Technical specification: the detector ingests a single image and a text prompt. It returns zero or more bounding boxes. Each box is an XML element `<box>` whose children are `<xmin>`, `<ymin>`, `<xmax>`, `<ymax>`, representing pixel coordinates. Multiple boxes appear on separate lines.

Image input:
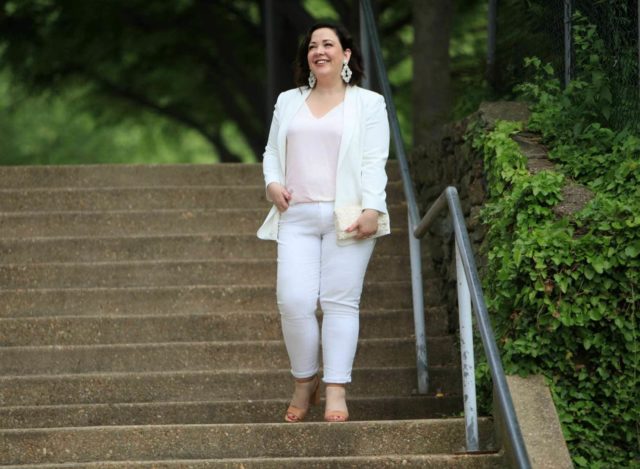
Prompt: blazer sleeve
<box><xmin>262</xmin><ymin>93</ymin><xmax>284</xmax><ymax>192</ymax></box>
<box><xmin>361</xmin><ymin>94</ymin><xmax>390</xmax><ymax>214</ymax></box>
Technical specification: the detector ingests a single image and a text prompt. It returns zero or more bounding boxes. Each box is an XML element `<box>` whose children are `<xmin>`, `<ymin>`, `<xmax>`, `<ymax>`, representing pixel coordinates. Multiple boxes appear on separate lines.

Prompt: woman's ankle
<box><xmin>324</xmin><ymin>382</ymin><xmax>349</xmax><ymax>421</ymax></box>
<box><xmin>325</xmin><ymin>384</ymin><xmax>347</xmax><ymax>401</ymax></box>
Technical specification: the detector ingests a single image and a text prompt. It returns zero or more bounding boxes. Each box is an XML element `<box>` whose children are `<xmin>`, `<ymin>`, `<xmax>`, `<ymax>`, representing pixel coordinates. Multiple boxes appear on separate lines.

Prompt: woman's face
<box><xmin>307</xmin><ymin>27</ymin><xmax>351</xmax><ymax>81</ymax></box>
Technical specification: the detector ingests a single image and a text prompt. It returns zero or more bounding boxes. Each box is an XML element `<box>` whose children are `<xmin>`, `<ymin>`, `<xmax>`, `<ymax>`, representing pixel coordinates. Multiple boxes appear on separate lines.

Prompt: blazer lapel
<box><xmin>277</xmin><ymin>87</ymin><xmax>311</xmax><ymax>174</ymax></box>
<box><xmin>337</xmin><ymin>85</ymin><xmax>358</xmax><ymax>169</ymax></box>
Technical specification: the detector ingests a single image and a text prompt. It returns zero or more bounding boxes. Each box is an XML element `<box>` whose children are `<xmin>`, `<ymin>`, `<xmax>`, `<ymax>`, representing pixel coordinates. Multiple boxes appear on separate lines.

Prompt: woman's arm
<box><xmin>263</xmin><ymin>95</ymin><xmax>283</xmax><ymax>192</ymax></box>
<box><xmin>360</xmin><ymin>94</ymin><xmax>390</xmax><ymax>214</ymax></box>
<box><xmin>347</xmin><ymin>93</ymin><xmax>390</xmax><ymax>239</ymax></box>
<box><xmin>262</xmin><ymin>93</ymin><xmax>292</xmax><ymax>211</ymax></box>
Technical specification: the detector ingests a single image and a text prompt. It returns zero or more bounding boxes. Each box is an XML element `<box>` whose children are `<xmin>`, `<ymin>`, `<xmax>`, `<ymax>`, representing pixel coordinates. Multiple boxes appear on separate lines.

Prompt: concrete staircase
<box><xmin>0</xmin><ymin>164</ymin><xmax>503</xmax><ymax>467</ymax></box>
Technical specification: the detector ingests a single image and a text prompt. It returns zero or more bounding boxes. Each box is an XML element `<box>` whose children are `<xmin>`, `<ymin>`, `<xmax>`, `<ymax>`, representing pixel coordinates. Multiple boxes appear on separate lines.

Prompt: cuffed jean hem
<box><xmin>322</xmin><ymin>376</ymin><xmax>352</xmax><ymax>384</ymax></box>
<box><xmin>291</xmin><ymin>368</ymin><xmax>320</xmax><ymax>380</ymax></box>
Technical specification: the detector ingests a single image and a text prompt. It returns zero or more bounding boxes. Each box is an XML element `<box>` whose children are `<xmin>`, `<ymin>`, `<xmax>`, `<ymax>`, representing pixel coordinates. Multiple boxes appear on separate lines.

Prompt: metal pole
<box><xmin>564</xmin><ymin>0</ymin><xmax>572</xmax><ymax>88</ymax></box>
<box><xmin>361</xmin><ymin>0</ymin><xmax>420</xmax><ymax>227</ymax></box>
<box><xmin>456</xmin><ymin>241</ymin><xmax>479</xmax><ymax>452</ymax></box>
<box><xmin>409</xmin><ymin>212</ymin><xmax>429</xmax><ymax>394</ymax></box>
<box><xmin>486</xmin><ymin>0</ymin><xmax>498</xmax><ymax>89</ymax></box>
<box><xmin>360</xmin><ymin>0</ymin><xmax>428</xmax><ymax>393</ymax></box>
<box><xmin>264</xmin><ymin>0</ymin><xmax>276</xmax><ymax>124</ymax></box>
<box><xmin>359</xmin><ymin>0</ymin><xmax>371</xmax><ymax>90</ymax></box>
<box><xmin>637</xmin><ymin>0</ymin><xmax>640</xmax><ymax>96</ymax></box>
<box><xmin>446</xmin><ymin>188</ymin><xmax>531</xmax><ymax>468</ymax></box>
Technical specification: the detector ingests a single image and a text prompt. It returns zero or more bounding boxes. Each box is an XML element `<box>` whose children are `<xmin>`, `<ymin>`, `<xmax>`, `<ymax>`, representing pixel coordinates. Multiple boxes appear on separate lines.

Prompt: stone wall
<box><xmin>410</xmin><ymin>102</ymin><xmax>531</xmax><ymax>329</ymax></box>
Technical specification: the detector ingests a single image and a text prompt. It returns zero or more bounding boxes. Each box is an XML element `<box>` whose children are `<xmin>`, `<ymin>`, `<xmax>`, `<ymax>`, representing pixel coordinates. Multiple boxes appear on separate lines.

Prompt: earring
<box><xmin>341</xmin><ymin>60</ymin><xmax>352</xmax><ymax>83</ymax></box>
<box><xmin>308</xmin><ymin>71</ymin><xmax>317</xmax><ymax>88</ymax></box>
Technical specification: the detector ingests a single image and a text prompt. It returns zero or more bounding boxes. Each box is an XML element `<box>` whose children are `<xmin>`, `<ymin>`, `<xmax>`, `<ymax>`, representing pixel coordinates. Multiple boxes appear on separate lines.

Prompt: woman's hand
<box><xmin>345</xmin><ymin>209</ymin><xmax>379</xmax><ymax>239</ymax></box>
<box><xmin>266</xmin><ymin>182</ymin><xmax>292</xmax><ymax>212</ymax></box>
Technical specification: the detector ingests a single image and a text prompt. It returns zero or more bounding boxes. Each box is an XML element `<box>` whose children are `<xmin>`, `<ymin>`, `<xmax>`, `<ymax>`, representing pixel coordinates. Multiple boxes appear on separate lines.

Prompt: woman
<box><xmin>257</xmin><ymin>22</ymin><xmax>390</xmax><ymax>423</ymax></box>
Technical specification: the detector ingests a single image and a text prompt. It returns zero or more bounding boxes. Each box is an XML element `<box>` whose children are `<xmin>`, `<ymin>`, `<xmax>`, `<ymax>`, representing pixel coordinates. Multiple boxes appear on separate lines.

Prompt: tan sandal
<box><xmin>284</xmin><ymin>375</ymin><xmax>320</xmax><ymax>422</ymax></box>
<box><xmin>324</xmin><ymin>383</ymin><xmax>349</xmax><ymax>422</ymax></box>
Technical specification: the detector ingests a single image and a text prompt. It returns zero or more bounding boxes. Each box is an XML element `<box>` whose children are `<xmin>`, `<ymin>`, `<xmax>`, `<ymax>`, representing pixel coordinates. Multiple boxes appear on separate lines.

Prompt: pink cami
<box><xmin>285</xmin><ymin>100</ymin><xmax>344</xmax><ymax>204</ymax></box>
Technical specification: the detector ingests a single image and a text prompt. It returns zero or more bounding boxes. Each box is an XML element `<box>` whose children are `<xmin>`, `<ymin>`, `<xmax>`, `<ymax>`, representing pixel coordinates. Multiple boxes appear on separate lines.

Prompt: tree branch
<box><xmin>85</xmin><ymin>70</ymin><xmax>243</xmax><ymax>163</ymax></box>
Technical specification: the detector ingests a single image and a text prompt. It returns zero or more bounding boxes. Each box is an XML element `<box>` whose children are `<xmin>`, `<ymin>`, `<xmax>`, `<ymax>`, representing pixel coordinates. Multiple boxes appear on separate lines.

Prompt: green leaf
<box><xmin>589</xmin><ymin>257</ymin><xmax>605</xmax><ymax>274</ymax></box>
<box><xmin>624</xmin><ymin>241</ymin><xmax>640</xmax><ymax>258</ymax></box>
<box><xmin>573</xmin><ymin>456</ymin><xmax>588</xmax><ymax>467</ymax></box>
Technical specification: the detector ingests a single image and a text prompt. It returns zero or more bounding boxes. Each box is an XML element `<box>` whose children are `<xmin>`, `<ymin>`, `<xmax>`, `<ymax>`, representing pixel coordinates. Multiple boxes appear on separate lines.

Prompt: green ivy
<box><xmin>468</xmin><ymin>12</ymin><xmax>639</xmax><ymax>468</ymax></box>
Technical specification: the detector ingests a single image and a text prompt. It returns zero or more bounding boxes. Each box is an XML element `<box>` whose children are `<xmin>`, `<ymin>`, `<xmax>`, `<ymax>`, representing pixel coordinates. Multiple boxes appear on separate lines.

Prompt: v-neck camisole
<box><xmin>285</xmin><ymin>101</ymin><xmax>344</xmax><ymax>205</ymax></box>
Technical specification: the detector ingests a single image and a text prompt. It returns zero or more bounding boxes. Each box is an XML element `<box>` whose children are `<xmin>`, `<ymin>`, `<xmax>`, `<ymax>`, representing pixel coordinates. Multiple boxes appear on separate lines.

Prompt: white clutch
<box><xmin>334</xmin><ymin>205</ymin><xmax>391</xmax><ymax>240</ymax></box>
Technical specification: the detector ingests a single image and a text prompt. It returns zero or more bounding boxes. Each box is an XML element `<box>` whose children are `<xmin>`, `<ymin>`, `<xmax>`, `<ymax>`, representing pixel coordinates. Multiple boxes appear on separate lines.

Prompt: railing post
<box><xmin>486</xmin><ymin>0</ymin><xmax>498</xmax><ymax>89</ymax></box>
<box><xmin>359</xmin><ymin>0</ymin><xmax>371</xmax><ymax>90</ymax></box>
<box><xmin>447</xmin><ymin>187</ymin><xmax>530</xmax><ymax>467</ymax></box>
<box><xmin>360</xmin><ymin>0</ymin><xmax>428</xmax><ymax>394</ymax></box>
<box><xmin>409</xmin><ymin>214</ymin><xmax>429</xmax><ymax>394</ymax></box>
<box><xmin>455</xmin><ymin>240</ymin><xmax>479</xmax><ymax>452</ymax></box>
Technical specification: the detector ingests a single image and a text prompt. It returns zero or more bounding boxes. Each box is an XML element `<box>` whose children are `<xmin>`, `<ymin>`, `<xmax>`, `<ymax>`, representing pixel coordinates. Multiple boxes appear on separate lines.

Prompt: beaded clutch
<box><xmin>334</xmin><ymin>205</ymin><xmax>391</xmax><ymax>240</ymax></box>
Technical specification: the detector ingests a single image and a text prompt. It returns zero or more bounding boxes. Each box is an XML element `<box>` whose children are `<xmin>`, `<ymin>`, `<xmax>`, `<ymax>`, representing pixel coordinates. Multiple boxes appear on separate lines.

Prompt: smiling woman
<box><xmin>257</xmin><ymin>21</ymin><xmax>390</xmax><ymax>425</ymax></box>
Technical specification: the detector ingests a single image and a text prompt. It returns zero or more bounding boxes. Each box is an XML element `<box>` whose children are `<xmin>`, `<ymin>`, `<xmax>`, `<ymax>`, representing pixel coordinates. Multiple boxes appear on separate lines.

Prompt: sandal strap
<box><xmin>285</xmin><ymin>404</ymin><xmax>306</xmax><ymax>422</ymax></box>
<box><xmin>324</xmin><ymin>410</ymin><xmax>349</xmax><ymax>422</ymax></box>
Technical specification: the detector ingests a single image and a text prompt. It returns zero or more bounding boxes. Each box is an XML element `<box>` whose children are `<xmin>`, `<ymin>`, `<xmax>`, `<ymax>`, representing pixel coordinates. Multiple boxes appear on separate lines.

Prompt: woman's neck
<box><xmin>313</xmin><ymin>79</ymin><xmax>347</xmax><ymax>96</ymax></box>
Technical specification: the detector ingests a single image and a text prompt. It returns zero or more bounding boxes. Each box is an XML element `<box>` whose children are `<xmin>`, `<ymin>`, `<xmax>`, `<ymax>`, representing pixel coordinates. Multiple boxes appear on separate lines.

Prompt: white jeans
<box><xmin>276</xmin><ymin>202</ymin><xmax>375</xmax><ymax>384</ymax></box>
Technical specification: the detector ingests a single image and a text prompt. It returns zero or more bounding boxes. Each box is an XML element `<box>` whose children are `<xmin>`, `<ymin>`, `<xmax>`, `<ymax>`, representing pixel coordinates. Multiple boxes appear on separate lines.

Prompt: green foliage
<box><xmin>0</xmin><ymin>0</ymin><xmax>265</xmax><ymax>162</ymax></box>
<box><xmin>0</xmin><ymin>71</ymin><xmax>223</xmax><ymax>165</ymax></box>
<box><xmin>0</xmin><ymin>0</ymin><xmax>422</xmax><ymax>164</ymax></box>
<box><xmin>469</xmin><ymin>13</ymin><xmax>639</xmax><ymax>467</ymax></box>
<box><xmin>450</xmin><ymin>0</ymin><xmax>493</xmax><ymax>120</ymax></box>
<box><xmin>473</xmin><ymin>123</ymin><xmax>639</xmax><ymax>468</ymax></box>
<box><xmin>515</xmin><ymin>10</ymin><xmax>640</xmax><ymax>203</ymax></box>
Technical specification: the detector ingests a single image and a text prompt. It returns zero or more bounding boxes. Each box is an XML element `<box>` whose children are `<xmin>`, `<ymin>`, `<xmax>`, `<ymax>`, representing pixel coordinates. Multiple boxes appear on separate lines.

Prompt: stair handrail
<box><xmin>360</xmin><ymin>2</ymin><xmax>530</xmax><ymax>465</ymax></box>
<box><xmin>414</xmin><ymin>187</ymin><xmax>531</xmax><ymax>467</ymax></box>
<box><xmin>360</xmin><ymin>0</ymin><xmax>429</xmax><ymax>396</ymax></box>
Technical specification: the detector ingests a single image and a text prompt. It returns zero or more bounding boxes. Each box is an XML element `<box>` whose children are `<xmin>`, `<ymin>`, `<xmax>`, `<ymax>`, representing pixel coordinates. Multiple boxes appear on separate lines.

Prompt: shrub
<box><xmin>470</xmin><ymin>12</ymin><xmax>639</xmax><ymax>467</ymax></box>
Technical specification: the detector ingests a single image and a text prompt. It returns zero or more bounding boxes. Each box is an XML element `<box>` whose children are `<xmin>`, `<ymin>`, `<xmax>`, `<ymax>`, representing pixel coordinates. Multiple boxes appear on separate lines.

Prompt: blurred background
<box><xmin>0</xmin><ymin>0</ymin><xmax>637</xmax><ymax>165</ymax></box>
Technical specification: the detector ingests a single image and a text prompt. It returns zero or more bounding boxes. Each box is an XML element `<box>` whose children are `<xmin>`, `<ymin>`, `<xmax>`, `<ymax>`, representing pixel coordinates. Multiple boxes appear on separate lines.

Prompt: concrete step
<box><xmin>0</xmin><ymin>162</ymin><xmax>485</xmax><ymax>468</ymax></box>
<box><xmin>0</xmin><ymin>232</ymin><xmax>412</xmax><ymax>263</ymax></box>
<box><xmin>0</xmin><ymin>395</ymin><xmax>463</xmax><ymax>428</ymax></box>
<box><xmin>0</xmin><ymin>308</ymin><xmax>449</xmax><ymax>346</ymax></box>
<box><xmin>0</xmin><ymin>162</ymin><xmax>402</xmax><ymax>188</ymax></box>
<box><xmin>0</xmin><ymin>367</ymin><xmax>461</xmax><ymax>406</ymax></box>
<box><xmin>0</xmin><ymin>257</ymin><xmax>411</xmax><ymax>289</ymax></box>
<box><xmin>0</xmin><ymin>337</ymin><xmax>457</xmax><ymax>375</ymax></box>
<box><xmin>0</xmin><ymin>164</ymin><xmax>260</xmax><ymax>188</ymax></box>
<box><xmin>0</xmin><ymin>418</ymin><xmax>497</xmax><ymax>465</ymax></box>
<box><xmin>0</xmin><ymin>182</ymin><xmax>404</xmax><ymax>212</ymax></box>
<box><xmin>0</xmin><ymin>281</ymin><xmax>445</xmax><ymax>318</ymax></box>
<box><xmin>0</xmin><ymin>205</ymin><xmax>409</xmax><ymax>238</ymax></box>
<box><xmin>0</xmin><ymin>454</ymin><xmax>505</xmax><ymax>468</ymax></box>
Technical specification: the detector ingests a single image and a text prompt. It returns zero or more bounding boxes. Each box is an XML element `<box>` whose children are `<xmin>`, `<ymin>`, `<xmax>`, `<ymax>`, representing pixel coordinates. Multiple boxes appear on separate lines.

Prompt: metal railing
<box><xmin>360</xmin><ymin>0</ymin><xmax>429</xmax><ymax>396</ymax></box>
<box><xmin>415</xmin><ymin>187</ymin><xmax>530</xmax><ymax>466</ymax></box>
<box><xmin>360</xmin><ymin>1</ymin><xmax>531</xmax><ymax>466</ymax></box>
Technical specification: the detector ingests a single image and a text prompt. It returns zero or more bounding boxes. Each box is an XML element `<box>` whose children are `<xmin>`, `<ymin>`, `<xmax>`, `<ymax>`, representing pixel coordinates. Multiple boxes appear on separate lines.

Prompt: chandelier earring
<box><xmin>308</xmin><ymin>71</ymin><xmax>317</xmax><ymax>88</ymax></box>
<box><xmin>341</xmin><ymin>59</ymin><xmax>352</xmax><ymax>83</ymax></box>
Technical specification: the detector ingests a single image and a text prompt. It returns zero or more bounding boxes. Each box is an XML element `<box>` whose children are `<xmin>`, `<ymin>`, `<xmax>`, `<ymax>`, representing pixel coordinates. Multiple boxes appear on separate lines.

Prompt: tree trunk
<box><xmin>263</xmin><ymin>0</ymin><xmax>315</xmax><ymax>151</ymax></box>
<box><xmin>412</xmin><ymin>0</ymin><xmax>454</xmax><ymax>149</ymax></box>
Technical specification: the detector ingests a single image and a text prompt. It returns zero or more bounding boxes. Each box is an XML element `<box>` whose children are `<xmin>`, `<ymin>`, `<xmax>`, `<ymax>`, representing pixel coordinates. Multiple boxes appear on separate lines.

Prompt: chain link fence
<box><xmin>487</xmin><ymin>0</ymin><xmax>640</xmax><ymax>132</ymax></box>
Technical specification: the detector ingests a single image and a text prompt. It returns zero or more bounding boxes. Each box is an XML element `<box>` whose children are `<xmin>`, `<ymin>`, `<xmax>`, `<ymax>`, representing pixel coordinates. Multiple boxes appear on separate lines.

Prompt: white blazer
<box><xmin>257</xmin><ymin>85</ymin><xmax>390</xmax><ymax>245</ymax></box>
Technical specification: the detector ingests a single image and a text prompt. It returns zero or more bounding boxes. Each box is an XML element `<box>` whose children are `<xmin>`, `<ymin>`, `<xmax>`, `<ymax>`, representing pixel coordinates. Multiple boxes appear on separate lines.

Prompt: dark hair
<box><xmin>293</xmin><ymin>22</ymin><xmax>365</xmax><ymax>88</ymax></box>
